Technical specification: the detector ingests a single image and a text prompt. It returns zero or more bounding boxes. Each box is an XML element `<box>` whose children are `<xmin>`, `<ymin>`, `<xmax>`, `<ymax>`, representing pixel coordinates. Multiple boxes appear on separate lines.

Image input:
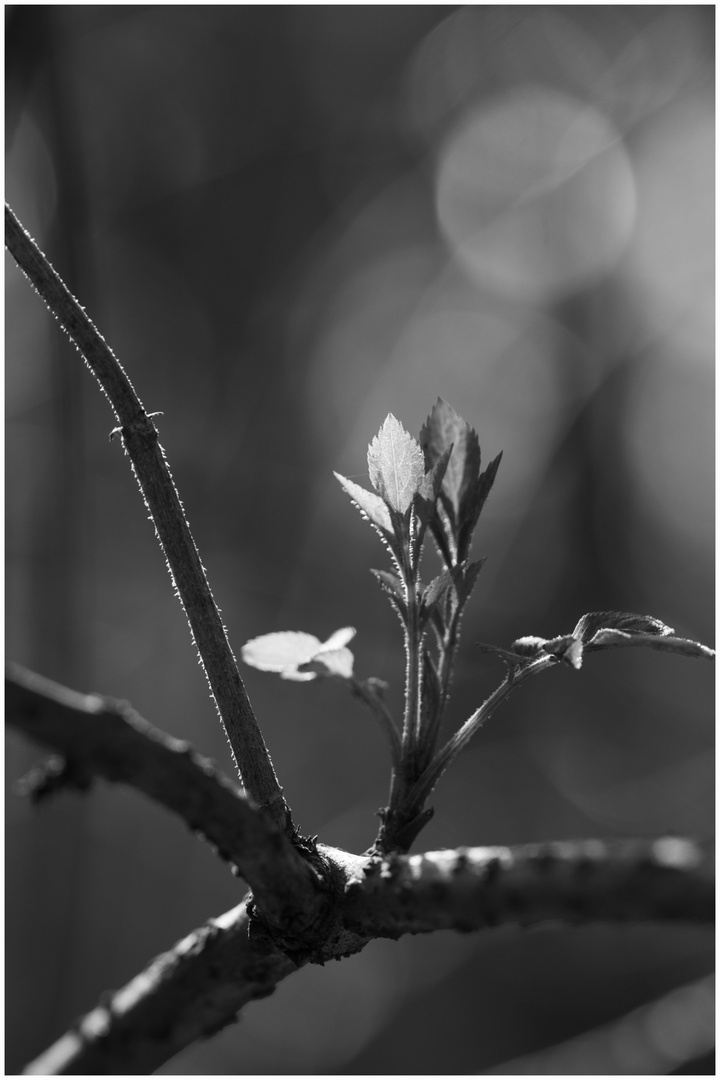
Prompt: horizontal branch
<box><xmin>485</xmin><ymin>972</ymin><xmax>715</xmax><ymax>1074</ymax></box>
<box><xmin>342</xmin><ymin>838</ymin><xmax>714</xmax><ymax>936</ymax></box>
<box><xmin>6</xmin><ymin>663</ymin><xmax>324</xmax><ymax>929</ymax></box>
<box><xmin>5</xmin><ymin>202</ymin><xmax>289</xmax><ymax>830</ymax></box>
<box><xmin>16</xmin><ymin>835</ymin><xmax>712</xmax><ymax>1074</ymax></box>
<box><xmin>23</xmin><ymin>900</ymin><xmax>297</xmax><ymax>1076</ymax></box>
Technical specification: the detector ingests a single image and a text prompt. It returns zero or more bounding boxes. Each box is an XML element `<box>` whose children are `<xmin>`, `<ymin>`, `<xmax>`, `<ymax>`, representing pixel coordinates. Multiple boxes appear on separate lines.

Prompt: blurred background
<box><xmin>5</xmin><ymin>5</ymin><xmax>714</xmax><ymax>1074</ymax></box>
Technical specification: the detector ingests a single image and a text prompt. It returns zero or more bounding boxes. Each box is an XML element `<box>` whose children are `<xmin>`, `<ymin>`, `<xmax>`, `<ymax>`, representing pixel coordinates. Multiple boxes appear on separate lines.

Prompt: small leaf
<box><xmin>419</xmin><ymin>398</ymin><xmax>480</xmax><ymax>517</ymax></box>
<box><xmin>298</xmin><ymin>647</ymin><xmax>354</xmax><ymax>680</ymax></box>
<box><xmin>241</xmin><ymin>627</ymin><xmax>357</xmax><ymax>682</ymax></box>
<box><xmin>334</xmin><ymin>473</ymin><xmax>393</xmax><ymax>532</ymax></box>
<box><xmin>241</xmin><ymin>631</ymin><xmax>324</xmax><ymax>673</ymax></box>
<box><xmin>511</xmin><ymin>635</ymin><xmax>549</xmax><ymax>658</ymax></box>
<box><xmin>573</xmin><ymin>611</ymin><xmax>674</xmax><ymax>643</ymax></box>
<box><xmin>367</xmin><ymin>414</ymin><xmax>425</xmax><ymax>514</ymax></box>
<box><xmin>422</xmin><ymin>568</ymin><xmax>455</xmax><ymax>612</ymax></box>
<box><xmin>456</xmin><ymin>558</ymin><xmax>486</xmax><ymax>606</ymax></box>
<box><xmin>371</xmin><ymin>569</ymin><xmax>408</xmax><ymax>621</ymax></box>
<box><xmin>316</xmin><ymin>626</ymin><xmax>357</xmax><ymax>652</ymax></box>
<box><xmin>543</xmin><ymin>634</ymin><xmax>584</xmax><ymax>669</ymax></box>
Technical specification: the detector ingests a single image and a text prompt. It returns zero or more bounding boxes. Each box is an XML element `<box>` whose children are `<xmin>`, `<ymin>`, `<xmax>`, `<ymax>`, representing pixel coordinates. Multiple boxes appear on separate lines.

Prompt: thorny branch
<box><xmin>5</xmin><ymin>203</ymin><xmax>289</xmax><ymax>832</ymax></box>
<box><xmin>6</xmin><ymin>201</ymin><xmax>714</xmax><ymax>1075</ymax></box>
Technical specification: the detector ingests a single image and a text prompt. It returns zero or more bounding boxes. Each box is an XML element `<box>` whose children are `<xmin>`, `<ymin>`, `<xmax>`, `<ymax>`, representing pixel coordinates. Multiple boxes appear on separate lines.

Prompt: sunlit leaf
<box><xmin>367</xmin><ymin>413</ymin><xmax>425</xmax><ymax>514</ymax></box>
<box><xmin>334</xmin><ymin>472</ymin><xmax>393</xmax><ymax>532</ymax></box>
<box><xmin>315</xmin><ymin>626</ymin><xmax>357</xmax><ymax>652</ymax></box>
<box><xmin>241</xmin><ymin>627</ymin><xmax>357</xmax><ymax>682</ymax></box>
<box><xmin>241</xmin><ymin>631</ymin><xmax>324</xmax><ymax>673</ymax></box>
<box><xmin>298</xmin><ymin>646</ymin><xmax>354</xmax><ymax>680</ymax></box>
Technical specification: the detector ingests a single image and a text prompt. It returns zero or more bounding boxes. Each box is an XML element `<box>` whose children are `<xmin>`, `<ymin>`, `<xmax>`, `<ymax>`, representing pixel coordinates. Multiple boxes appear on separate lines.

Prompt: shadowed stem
<box><xmin>5</xmin><ymin>203</ymin><xmax>290</xmax><ymax>832</ymax></box>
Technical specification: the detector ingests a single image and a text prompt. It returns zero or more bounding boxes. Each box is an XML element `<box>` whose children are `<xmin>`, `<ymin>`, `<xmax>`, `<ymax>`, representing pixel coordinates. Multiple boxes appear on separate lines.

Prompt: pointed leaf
<box><xmin>417</xmin><ymin>447</ymin><xmax>453</xmax><ymax>508</ymax></box>
<box><xmin>241</xmin><ymin>631</ymin><xmax>323</xmax><ymax>673</ymax></box>
<box><xmin>457</xmin><ymin>557</ymin><xmax>486</xmax><ymax>606</ymax></box>
<box><xmin>585</xmin><ymin>630</ymin><xmax>715</xmax><ymax>660</ymax></box>
<box><xmin>414</xmin><ymin>448</ymin><xmax>453</xmax><ymax>559</ymax></box>
<box><xmin>457</xmin><ymin>451</ymin><xmax>503</xmax><ymax>557</ymax></box>
<box><xmin>419</xmin><ymin>398</ymin><xmax>480</xmax><ymax>517</ymax></box>
<box><xmin>422</xmin><ymin>568</ymin><xmax>455</xmax><ymax>612</ymax></box>
<box><xmin>334</xmin><ymin>472</ymin><xmax>393</xmax><ymax>532</ymax></box>
<box><xmin>573</xmin><ymin>611</ymin><xmax>674</xmax><ymax>643</ymax></box>
<box><xmin>367</xmin><ymin>414</ymin><xmax>425</xmax><ymax>513</ymax></box>
<box><xmin>476</xmin><ymin>641</ymin><xmax>529</xmax><ymax>668</ymax></box>
<box><xmin>370</xmin><ymin>568</ymin><xmax>408</xmax><ymax>621</ymax></box>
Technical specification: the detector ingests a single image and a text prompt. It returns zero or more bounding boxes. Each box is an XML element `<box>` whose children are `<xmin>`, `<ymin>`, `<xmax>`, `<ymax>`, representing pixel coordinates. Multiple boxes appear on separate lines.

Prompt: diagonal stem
<box><xmin>5</xmin><ymin>203</ymin><xmax>290</xmax><ymax>832</ymax></box>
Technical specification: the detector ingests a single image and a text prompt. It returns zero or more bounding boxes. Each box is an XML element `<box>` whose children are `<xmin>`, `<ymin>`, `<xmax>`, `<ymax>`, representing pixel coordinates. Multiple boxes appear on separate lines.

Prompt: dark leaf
<box><xmin>457</xmin><ymin>557</ymin><xmax>486</xmax><ymax>606</ymax></box>
<box><xmin>476</xmin><ymin>641</ymin><xmax>528</xmax><ymax>668</ymax></box>
<box><xmin>457</xmin><ymin>451</ymin><xmax>503</xmax><ymax>557</ymax></box>
<box><xmin>419</xmin><ymin>398</ymin><xmax>480</xmax><ymax>518</ymax></box>
<box><xmin>542</xmin><ymin>634</ymin><xmax>585</xmax><ymax>669</ymax></box>
<box><xmin>367</xmin><ymin>414</ymin><xmax>425</xmax><ymax>514</ymax></box>
<box><xmin>416</xmin><ymin>447</ymin><xmax>453</xmax><ymax>514</ymax></box>
<box><xmin>511</xmin><ymin>635</ymin><xmax>550</xmax><ymax>658</ymax></box>
<box><xmin>573</xmin><ymin>611</ymin><xmax>674</xmax><ymax>643</ymax></box>
<box><xmin>422</xmin><ymin>568</ymin><xmax>455</xmax><ymax>613</ymax></box>
<box><xmin>414</xmin><ymin>448</ymin><xmax>453</xmax><ymax>556</ymax></box>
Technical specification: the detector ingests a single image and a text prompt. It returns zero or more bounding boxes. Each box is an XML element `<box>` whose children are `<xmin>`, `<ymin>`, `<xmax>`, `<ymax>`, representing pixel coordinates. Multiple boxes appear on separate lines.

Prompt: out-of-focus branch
<box><xmin>22</xmin><ymin>900</ymin><xmax>297</xmax><ymax>1076</ymax></box>
<box><xmin>5</xmin><ymin>202</ymin><xmax>290</xmax><ymax>832</ymax></box>
<box><xmin>5</xmin><ymin>663</ymin><xmax>324</xmax><ymax>928</ymax></box>
<box><xmin>484</xmin><ymin>972</ymin><xmax>715</xmax><ymax>1074</ymax></box>
<box><xmin>342</xmin><ymin>838</ymin><xmax>714</xmax><ymax>936</ymax></box>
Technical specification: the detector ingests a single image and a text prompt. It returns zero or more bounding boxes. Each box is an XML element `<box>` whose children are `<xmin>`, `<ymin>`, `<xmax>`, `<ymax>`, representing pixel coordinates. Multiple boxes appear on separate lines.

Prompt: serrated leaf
<box><xmin>298</xmin><ymin>647</ymin><xmax>354</xmax><ymax>680</ymax></box>
<box><xmin>419</xmin><ymin>398</ymin><xmax>480</xmax><ymax>517</ymax></box>
<box><xmin>334</xmin><ymin>472</ymin><xmax>393</xmax><ymax>532</ymax></box>
<box><xmin>457</xmin><ymin>557</ymin><xmax>486</xmax><ymax>605</ymax></box>
<box><xmin>414</xmin><ymin>448</ymin><xmax>453</xmax><ymax>559</ymax></box>
<box><xmin>417</xmin><ymin>447</ymin><xmax>452</xmax><ymax>508</ymax></box>
<box><xmin>573</xmin><ymin>611</ymin><xmax>674</xmax><ymax>643</ymax></box>
<box><xmin>371</xmin><ymin>568</ymin><xmax>408</xmax><ymax>621</ymax></box>
<box><xmin>241</xmin><ymin>631</ymin><xmax>324</xmax><ymax>673</ymax></box>
<box><xmin>457</xmin><ymin>451</ymin><xmax>503</xmax><ymax>557</ymax></box>
<box><xmin>422</xmin><ymin>568</ymin><xmax>455</xmax><ymax>612</ymax></box>
<box><xmin>586</xmin><ymin>630</ymin><xmax>715</xmax><ymax>660</ymax></box>
<box><xmin>367</xmin><ymin>414</ymin><xmax>425</xmax><ymax>514</ymax></box>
